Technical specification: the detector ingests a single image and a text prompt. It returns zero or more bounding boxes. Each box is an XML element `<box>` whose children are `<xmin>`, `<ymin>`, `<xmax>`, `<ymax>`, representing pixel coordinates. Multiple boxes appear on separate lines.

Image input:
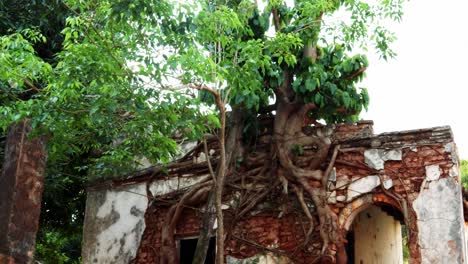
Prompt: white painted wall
<box><xmin>353</xmin><ymin>205</ymin><xmax>404</xmax><ymax>264</ymax></box>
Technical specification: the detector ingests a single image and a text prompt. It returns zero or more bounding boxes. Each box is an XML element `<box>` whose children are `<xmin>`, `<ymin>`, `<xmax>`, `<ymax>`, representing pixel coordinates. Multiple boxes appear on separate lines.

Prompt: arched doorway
<box><xmin>344</xmin><ymin>204</ymin><xmax>408</xmax><ymax>264</ymax></box>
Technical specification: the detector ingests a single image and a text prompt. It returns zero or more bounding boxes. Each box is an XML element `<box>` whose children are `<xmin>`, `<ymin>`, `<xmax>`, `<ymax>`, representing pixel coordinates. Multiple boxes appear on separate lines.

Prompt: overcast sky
<box><xmin>359</xmin><ymin>0</ymin><xmax>468</xmax><ymax>159</ymax></box>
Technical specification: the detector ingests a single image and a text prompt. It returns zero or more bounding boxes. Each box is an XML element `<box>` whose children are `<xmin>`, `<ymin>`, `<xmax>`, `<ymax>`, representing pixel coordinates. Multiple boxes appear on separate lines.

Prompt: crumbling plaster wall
<box><xmin>82</xmin><ymin>175</ymin><xmax>208</xmax><ymax>263</ymax></box>
<box><xmin>334</xmin><ymin>140</ymin><xmax>466</xmax><ymax>263</ymax></box>
<box><xmin>82</xmin><ymin>123</ymin><xmax>467</xmax><ymax>263</ymax></box>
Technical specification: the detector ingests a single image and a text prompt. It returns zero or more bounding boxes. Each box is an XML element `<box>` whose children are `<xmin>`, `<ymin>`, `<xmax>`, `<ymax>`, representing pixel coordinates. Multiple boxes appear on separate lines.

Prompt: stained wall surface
<box><xmin>81</xmin><ymin>183</ymin><xmax>148</xmax><ymax>264</ymax></box>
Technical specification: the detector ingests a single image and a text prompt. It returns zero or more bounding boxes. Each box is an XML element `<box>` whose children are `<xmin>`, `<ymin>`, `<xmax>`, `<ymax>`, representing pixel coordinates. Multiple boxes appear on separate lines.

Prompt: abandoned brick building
<box><xmin>82</xmin><ymin>121</ymin><xmax>468</xmax><ymax>264</ymax></box>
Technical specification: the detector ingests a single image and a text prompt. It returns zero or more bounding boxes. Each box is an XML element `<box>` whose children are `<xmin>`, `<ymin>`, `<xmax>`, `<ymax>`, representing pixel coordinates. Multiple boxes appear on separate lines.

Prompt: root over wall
<box><xmin>82</xmin><ymin>122</ymin><xmax>468</xmax><ymax>264</ymax></box>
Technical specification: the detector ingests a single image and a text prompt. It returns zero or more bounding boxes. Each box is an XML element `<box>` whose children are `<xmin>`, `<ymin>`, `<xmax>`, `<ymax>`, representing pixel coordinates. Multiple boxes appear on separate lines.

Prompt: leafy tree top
<box><xmin>0</xmin><ymin>0</ymin><xmax>403</xmax><ymax>177</ymax></box>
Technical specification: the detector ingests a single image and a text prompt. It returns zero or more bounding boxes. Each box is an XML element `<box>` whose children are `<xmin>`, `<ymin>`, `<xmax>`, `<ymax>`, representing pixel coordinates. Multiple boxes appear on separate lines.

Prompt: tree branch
<box><xmin>23</xmin><ymin>79</ymin><xmax>40</xmax><ymax>92</ymax></box>
<box><xmin>345</xmin><ymin>67</ymin><xmax>367</xmax><ymax>80</ymax></box>
<box><xmin>272</xmin><ymin>8</ymin><xmax>281</xmax><ymax>32</ymax></box>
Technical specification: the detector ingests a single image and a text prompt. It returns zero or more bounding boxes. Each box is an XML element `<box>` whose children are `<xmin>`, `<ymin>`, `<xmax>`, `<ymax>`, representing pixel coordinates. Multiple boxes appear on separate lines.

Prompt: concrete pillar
<box><xmin>0</xmin><ymin>120</ymin><xmax>47</xmax><ymax>264</ymax></box>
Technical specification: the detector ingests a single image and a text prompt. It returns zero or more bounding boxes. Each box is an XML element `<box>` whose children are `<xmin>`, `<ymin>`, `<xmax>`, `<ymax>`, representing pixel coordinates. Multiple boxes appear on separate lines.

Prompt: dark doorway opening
<box><xmin>179</xmin><ymin>237</ymin><xmax>216</xmax><ymax>264</ymax></box>
<box><xmin>345</xmin><ymin>228</ymin><xmax>355</xmax><ymax>264</ymax></box>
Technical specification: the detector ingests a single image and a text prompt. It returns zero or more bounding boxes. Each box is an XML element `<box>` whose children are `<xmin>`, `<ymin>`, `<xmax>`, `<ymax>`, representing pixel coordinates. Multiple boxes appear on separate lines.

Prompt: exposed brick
<box><xmin>122</xmin><ymin>123</ymin><xmax>465</xmax><ymax>264</ymax></box>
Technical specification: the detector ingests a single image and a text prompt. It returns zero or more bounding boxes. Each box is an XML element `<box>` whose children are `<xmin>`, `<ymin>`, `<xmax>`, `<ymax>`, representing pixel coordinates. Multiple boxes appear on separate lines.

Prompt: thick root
<box><xmin>297</xmin><ymin>177</ymin><xmax>339</xmax><ymax>254</ymax></box>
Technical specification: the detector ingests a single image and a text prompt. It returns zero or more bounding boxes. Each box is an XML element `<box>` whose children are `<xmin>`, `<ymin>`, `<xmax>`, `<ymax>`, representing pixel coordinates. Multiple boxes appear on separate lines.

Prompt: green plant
<box><xmin>460</xmin><ymin>160</ymin><xmax>468</xmax><ymax>189</ymax></box>
<box><xmin>35</xmin><ymin>230</ymin><xmax>81</xmax><ymax>264</ymax></box>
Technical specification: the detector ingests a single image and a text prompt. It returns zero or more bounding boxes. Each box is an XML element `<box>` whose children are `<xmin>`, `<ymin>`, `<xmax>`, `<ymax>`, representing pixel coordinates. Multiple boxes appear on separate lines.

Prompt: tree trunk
<box><xmin>193</xmin><ymin>108</ymin><xmax>243</xmax><ymax>264</ymax></box>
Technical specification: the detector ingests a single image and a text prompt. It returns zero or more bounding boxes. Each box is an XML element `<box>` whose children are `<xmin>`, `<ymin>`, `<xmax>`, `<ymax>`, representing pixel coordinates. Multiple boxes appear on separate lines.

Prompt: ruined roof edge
<box><xmin>339</xmin><ymin>125</ymin><xmax>453</xmax><ymax>149</ymax></box>
<box><xmin>86</xmin><ymin>125</ymin><xmax>455</xmax><ymax>189</ymax></box>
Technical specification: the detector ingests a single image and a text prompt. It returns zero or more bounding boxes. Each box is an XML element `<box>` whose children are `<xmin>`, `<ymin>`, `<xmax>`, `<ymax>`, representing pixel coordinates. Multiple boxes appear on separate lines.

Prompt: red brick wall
<box><xmin>133</xmin><ymin>207</ymin><xmax>329</xmax><ymax>263</ymax></box>
<box><xmin>129</xmin><ymin>124</ymin><xmax>461</xmax><ymax>263</ymax></box>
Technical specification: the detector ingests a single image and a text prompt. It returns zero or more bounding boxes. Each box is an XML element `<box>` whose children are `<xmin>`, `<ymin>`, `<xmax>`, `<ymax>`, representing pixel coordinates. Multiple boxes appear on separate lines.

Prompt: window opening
<box><xmin>179</xmin><ymin>237</ymin><xmax>216</xmax><ymax>264</ymax></box>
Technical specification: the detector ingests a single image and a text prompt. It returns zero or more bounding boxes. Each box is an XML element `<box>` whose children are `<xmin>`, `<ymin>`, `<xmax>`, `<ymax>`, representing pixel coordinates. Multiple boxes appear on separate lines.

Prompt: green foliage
<box><xmin>0</xmin><ymin>30</ymin><xmax>52</xmax><ymax>105</ymax></box>
<box><xmin>0</xmin><ymin>0</ymin><xmax>403</xmax><ymax>261</ymax></box>
<box><xmin>35</xmin><ymin>229</ymin><xmax>81</xmax><ymax>264</ymax></box>
<box><xmin>1</xmin><ymin>1</ymin><xmax>217</xmax><ymax>177</ymax></box>
<box><xmin>0</xmin><ymin>0</ymin><xmax>68</xmax><ymax>63</ymax></box>
<box><xmin>0</xmin><ymin>0</ymin><xmax>404</xmax><ymax>175</ymax></box>
<box><xmin>291</xmin><ymin>44</ymin><xmax>369</xmax><ymax>123</ymax></box>
<box><xmin>460</xmin><ymin>160</ymin><xmax>468</xmax><ymax>189</ymax></box>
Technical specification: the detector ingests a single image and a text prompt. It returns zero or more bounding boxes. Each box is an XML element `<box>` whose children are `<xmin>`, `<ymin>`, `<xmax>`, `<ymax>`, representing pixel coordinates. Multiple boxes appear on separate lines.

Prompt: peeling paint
<box><xmin>364</xmin><ymin>149</ymin><xmax>402</xmax><ymax>170</ymax></box>
<box><xmin>380</xmin><ymin>149</ymin><xmax>402</xmax><ymax>161</ymax></box>
<box><xmin>347</xmin><ymin>176</ymin><xmax>380</xmax><ymax>202</ymax></box>
<box><xmin>329</xmin><ymin>167</ymin><xmax>336</xmax><ymax>182</ymax></box>
<box><xmin>336</xmin><ymin>195</ymin><xmax>346</xmax><ymax>202</ymax></box>
<box><xmin>328</xmin><ymin>191</ymin><xmax>337</xmax><ymax>204</ymax></box>
<box><xmin>383</xmin><ymin>178</ymin><xmax>393</xmax><ymax>189</ymax></box>
<box><xmin>449</xmin><ymin>165</ymin><xmax>459</xmax><ymax>178</ymax></box>
<box><xmin>425</xmin><ymin>165</ymin><xmax>441</xmax><ymax>181</ymax></box>
<box><xmin>336</xmin><ymin>177</ymin><xmax>350</xmax><ymax>190</ymax></box>
<box><xmin>364</xmin><ymin>149</ymin><xmax>384</xmax><ymax>170</ymax></box>
<box><xmin>82</xmin><ymin>175</ymin><xmax>211</xmax><ymax>263</ymax></box>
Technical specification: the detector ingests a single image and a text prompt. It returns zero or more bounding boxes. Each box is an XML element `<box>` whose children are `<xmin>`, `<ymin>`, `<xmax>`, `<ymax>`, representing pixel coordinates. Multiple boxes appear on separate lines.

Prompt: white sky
<box><xmin>359</xmin><ymin>0</ymin><xmax>468</xmax><ymax>159</ymax></box>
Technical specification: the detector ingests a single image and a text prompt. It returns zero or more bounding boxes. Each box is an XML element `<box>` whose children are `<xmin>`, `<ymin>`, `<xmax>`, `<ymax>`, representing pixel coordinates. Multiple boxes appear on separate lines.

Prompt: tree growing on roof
<box><xmin>0</xmin><ymin>0</ymin><xmax>403</xmax><ymax>263</ymax></box>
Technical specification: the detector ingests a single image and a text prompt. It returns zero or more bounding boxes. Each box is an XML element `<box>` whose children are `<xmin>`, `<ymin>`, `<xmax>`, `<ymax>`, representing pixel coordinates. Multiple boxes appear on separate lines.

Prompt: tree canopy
<box><xmin>0</xmin><ymin>0</ymin><xmax>402</xmax><ymax>176</ymax></box>
<box><xmin>0</xmin><ymin>0</ymin><xmax>404</xmax><ymax>262</ymax></box>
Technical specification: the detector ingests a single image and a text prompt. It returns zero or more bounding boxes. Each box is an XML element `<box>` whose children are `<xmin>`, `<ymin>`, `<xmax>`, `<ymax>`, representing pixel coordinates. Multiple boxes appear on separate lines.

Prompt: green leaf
<box><xmin>342</xmin><ymin>92</ymin><xmax>351</xmax><ymax>108</ymax></box>
<box><xmin>305</xmin><ymin>78</ymin><xmax>316</xmax><ymax>92</ymax></box>
<box><xmin>292</xmin><ymin>77</ymin><xmax>302</xmax><ymax>92</ymax></box>
<box><xmin>314</xmin><ymin>93</ymin><xmax>323</xmax><ymax>107</ymax></box>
